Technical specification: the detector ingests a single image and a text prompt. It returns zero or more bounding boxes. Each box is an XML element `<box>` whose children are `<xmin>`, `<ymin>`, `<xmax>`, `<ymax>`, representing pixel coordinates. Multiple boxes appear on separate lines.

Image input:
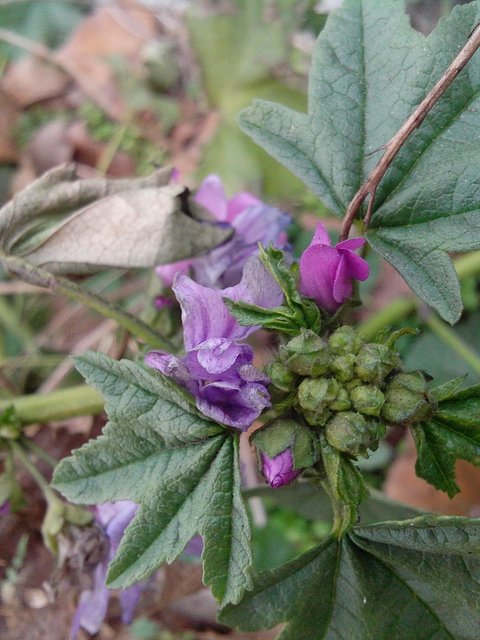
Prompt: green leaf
<box><xmin>52</xmin><ymin>352</ymin><xmax>252</xmax><ymax>606</ymax></box>
<box><xmin>0</xmin><ymin>165</ymin><xmax>232</xmax><ymax>275</ymax></box>
<box><xmin>221</xmin><ymin>516</ymin><xmax>480</xmax><ymax>639</ymax></box>
<box><xmin>412</xmin><ymin>423</ymin><xmax>459</xmax><ymax>497</ymax></box>
<box><xmin>240</xmin><ymin>0</ymin><xmax>480</xmax><ymax>322</ymax></box>
<box><xmin>412</xmin><ymin>382</ymin><xmax>480</xmax><ymax>496</ymax></box>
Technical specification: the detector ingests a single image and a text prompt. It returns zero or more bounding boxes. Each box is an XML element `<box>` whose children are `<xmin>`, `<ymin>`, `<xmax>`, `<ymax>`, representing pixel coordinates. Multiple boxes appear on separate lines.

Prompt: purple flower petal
<box><xmin>299</xmin><ymin>244</ymin><xmax>341</xmax><ymax>313</ymax></box>
<box><xmin>197</xmin><ymin>379</ymin><xmax>271</xmax><ymax>429</ymax></box>
<box><xmin>332</xmin><ymin>254</ymin><xmax>354</xmax><ymax>304</ymax></box>
<box><xmin>194</xmin><ymin>174</ymin><xmax>228</xmax><ymax>221</ymax></box>
<box><xmin>71</xmin><ymin>563</ymin><xmax>109</xmax><ymax>638</ymax></box>
<box><xmin>227</xmin><ymin>193</ymin><xmax>261</xmax><ymax>221</ymax></box>
<box><xmin>336</xmin><ymin>237</ymin><xmax>365</xmax><ymax>251</ymax></box>
<box><xmin>311</xmin><ymin>222</ymin><xmax>332</xmax><ymax>246</ymax></box>
<box><xmin>184</xmin><ymin>534</ymin><xmax>203</xmax><ymax>557</ymax></box>
<box><xmin>186</xmin><ymin>338</ymin><xmax>253</xmax><ymax>379</ymax></box>
<box><xmin>119</xmin><ymin>584</ymin><xmax>143</xmax><ymax>624</ymax></box>
<box><xmin>261</xmin><ymin>449</ymin><xmax>301</xmax><ymax>488</ymax></box>
<box><xmin>340</xmin><ymin>249</ymin><xmax>370</xmax><ymax>281</ymax></box>
<box><xmin>155</xmin><ymin>259</ymin><xmax>192</xmax><ymax>288</ymax></box>
<box><xmin>299</xmin><ymin>223</ymin><xmax>369</xmax><ymax>313</ymax></box>
<box><xmin>174</xmin><ymin>256</ymin><xmax>283</xmax><ymax>349</ymax></box>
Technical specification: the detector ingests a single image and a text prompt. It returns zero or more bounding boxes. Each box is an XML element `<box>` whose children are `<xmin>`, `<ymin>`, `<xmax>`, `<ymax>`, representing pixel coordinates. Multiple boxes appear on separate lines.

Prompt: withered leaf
<box><xmin>0</xmin><ymin>164</ymin><xmax>232</xmax><ymax>274</ymax></box>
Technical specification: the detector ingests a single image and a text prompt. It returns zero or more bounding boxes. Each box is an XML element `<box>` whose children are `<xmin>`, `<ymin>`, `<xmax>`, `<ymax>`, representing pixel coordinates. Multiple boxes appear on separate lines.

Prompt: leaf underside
<box><xmin>239</xmin><ymin>0</ymin><xmax>480</xmax><ymax>323</ymax></box>
<box><xmin>52</xmin><ymin>351</ymin><xmax>252</xmax><ymax>606</ymax></box>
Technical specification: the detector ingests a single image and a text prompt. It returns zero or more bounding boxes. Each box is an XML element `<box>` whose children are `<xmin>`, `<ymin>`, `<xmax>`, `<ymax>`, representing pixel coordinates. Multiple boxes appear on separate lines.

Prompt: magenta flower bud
<box><xmin>299</xmin><ymin>223</ymin><xmax>370</xmax><ymax>314</ymax></box>
<box><xmin>261</xmin><ymin>449</ymin><xmax>301</xmax><ymax>488</ymax></box>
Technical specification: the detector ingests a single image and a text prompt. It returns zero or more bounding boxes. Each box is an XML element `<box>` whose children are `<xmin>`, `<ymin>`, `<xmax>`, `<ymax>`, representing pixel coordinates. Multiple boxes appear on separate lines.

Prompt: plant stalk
<box><xmin>359</xmin><ymin>251</ymin><xmax>480</xmax><ymax>340</ymax></box>
<box><xmin>0</xmin><ymin>384</ymin><xmax>104</xmax><ymax>425</ymax></box>
<box><xmin>340</xmin><ymin>23</ymin><xmax>480</xmax><ymax>240</ymax></box>
<box><xmin>0</xmin><ymin>251</ymin><xmax>174</xmax><ymax>350</ymax></box>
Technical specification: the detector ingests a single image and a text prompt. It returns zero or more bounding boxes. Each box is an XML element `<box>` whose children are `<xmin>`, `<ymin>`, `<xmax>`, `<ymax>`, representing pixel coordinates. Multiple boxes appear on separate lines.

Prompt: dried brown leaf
<box><xmin>0</xmin><ymin>164</ymin><xmax>232</xmax><ymax>274</ymax></box>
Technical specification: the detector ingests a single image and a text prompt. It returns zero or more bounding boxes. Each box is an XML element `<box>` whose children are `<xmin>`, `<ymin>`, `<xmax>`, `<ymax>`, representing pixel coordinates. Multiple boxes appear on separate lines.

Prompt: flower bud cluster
<box><xmin>260</xmin><ymin>326</ymin><xmax>436</xmax><ymax>486</ymax></box>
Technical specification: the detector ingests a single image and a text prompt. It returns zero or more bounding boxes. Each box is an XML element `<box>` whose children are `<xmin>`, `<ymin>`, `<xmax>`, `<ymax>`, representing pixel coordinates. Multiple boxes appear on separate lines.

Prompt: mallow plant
<box><xmin>1</xmin><ymin>1</ymin><xmax>480</xmax><ymax>638</ymax></box>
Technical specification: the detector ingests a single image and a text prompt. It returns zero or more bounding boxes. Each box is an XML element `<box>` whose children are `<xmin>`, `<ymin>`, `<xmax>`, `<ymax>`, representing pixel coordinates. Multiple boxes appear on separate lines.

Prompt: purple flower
<box><xmin>156</xmin><ymin>175</ymin><xmax>291</xmax><ymax>288</ymax></box>
<box><xmin>146</xmin><ymin>256</ymin><xmax>283</xmax><ymax>430</ymax></box>
<box><xmin>261</xmin><ymin>449</ymin><xmax>301</xmax><ymax>488</ymax></box>
<box><xmin>0</xmin><ymin>501</ymin><xmax>10</xmax><ymax>517</ymax></box>
<box><xmin>299</xmin><ymin>223</ymin><xmax>369</xmax><ymax>314</ymax></box>
<box><xmin>70</xmin><ymin>501</ymin><xmax>143</xmax><ymax>639</ymax></box>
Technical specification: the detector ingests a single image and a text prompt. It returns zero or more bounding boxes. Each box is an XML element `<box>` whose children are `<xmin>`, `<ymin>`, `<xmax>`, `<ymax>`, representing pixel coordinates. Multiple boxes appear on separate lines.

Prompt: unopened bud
<box><xmin>329</xmin><ymin>386</ymin><xmax>351</xmax><ymax>412</ymax></box>
<box><xmin>382</xmin><ymin>371</ymin><xmax>435</xmax><ymax>424</ymax></box>
<box><xmin>261</xmin><ymin>449</ymin><xmax>300</xmax><ymax>488</ymax></box>
<box><xmin>298</xmin><ymin>377</ymin><xmax>339</xmax><ymax>413</ymax></box>
<box><xmin>355</xmin><ymin>343</ymin><xmax>399</xmax><ymax>384</ymax></box>
<box><xmin>280</xmin><ymin>329</ymin><xmax>329</xmax><ymax>377</ymax></box>
<box><xmin>330</xmin><ymin>354</ymin><xmax>356</xmax><ymax>382</ymax></box>
<box><xmin>350</xmin><ymin>385</ymin><xmax>385</xmax><ymax>417</ymax></box>
<box><xmin>303</xmin><ymin>408</ymin><xmax>332</xmax><ymax>427</ymax></box>
<box><xmin>265</xmin><ymin>362</ymin><xmax>298</xmax><ymax>393</ymax></box>
<box><xmin>328</xmin><ymin>325</ymin><xmax>362</xmax><ymax>355</ymax></box>
<box><xmin>325</xmin><ymin>411</ymin><xmax>383</xmax><ymax>456</ymax></box>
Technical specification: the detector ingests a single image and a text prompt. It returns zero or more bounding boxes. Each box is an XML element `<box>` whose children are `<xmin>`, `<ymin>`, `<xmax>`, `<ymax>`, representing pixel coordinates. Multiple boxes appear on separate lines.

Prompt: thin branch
<box><xmin>340</xmin><ymin>22</ymin><xmax>480</xmax><ymax>241</ymax></box>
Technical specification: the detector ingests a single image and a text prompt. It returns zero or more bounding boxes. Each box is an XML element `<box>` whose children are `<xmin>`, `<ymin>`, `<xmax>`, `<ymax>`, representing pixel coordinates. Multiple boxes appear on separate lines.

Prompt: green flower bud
<box><xmin>252</xmin><ymin>415</ymin><xmax>320</xmax><ymax>469</ymax></box>
<box><xmin>350</xmin><ymin>385</ymin><xmax>385</xmax><ymax>417</ymax></box>
<box><xmin>355</xmin><ymin>343</ymin><xmax>399</xmax><ymax>384</ymax></box>
<box><xmin>328</xmin><ymin>325</ymin><xmax>363</xmax><ymax>355</ymax></box>
<box><xmin>345</xmin><ymin>377</ymin><xmax>363</xmax><ymax>391</ymax></box>
<box><xmin>298</xmin><ymin>377</ymin><xmax>339</xmax><ymax>413</ymax></box>
<box><xmin>325</xmin><ymin>411</ymin><xmax>383</xmax><ymax>456</ymax></box>
<box><xmin>265</xmin><ymin>362</ymin><xmax>298</xmax><ymax>393</ymax></box>
<box><xmin>281</xmin><ymin>329</ymin><xmax>329</xmax><ymax>377</ymax></box>
<box><xmin>330</xmin><ymin>354</ymin><xmax>356</xmax><ymax>382</ymax></box>
<box><xmin>381</xmin><ymin>371</ymin><xmax>435</xmax><ymax>424</ymax></box>
<box><xmin>303</xmin><ymin>408</ymin><xmax>332</xmax><ymax>428</ymax></box>
<box><xmin>329</xmin><ymin>386</ymin><xmax>351</xmax><ymax>412</ymax></box>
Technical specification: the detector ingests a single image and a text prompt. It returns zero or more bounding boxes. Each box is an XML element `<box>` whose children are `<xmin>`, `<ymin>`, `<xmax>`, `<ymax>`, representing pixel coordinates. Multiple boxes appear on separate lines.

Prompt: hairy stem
<box><xmin>340</xmin><ymin>23</ymin><xmax>480</xmax><ymax>241</ymax></box>
<box><xmin>0</xmin><ymin>251</ymin><xmax>174</xmax><ymax>350</ymax></box>
<box><xmin>0</xmin><ymin>384</ymin><xmax>104</xmax><ymax>425</ymax></box>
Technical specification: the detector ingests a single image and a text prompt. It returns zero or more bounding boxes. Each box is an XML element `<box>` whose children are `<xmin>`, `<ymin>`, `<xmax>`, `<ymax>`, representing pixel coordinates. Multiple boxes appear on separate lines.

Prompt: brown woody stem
<box><xmin>340</xmin><ymin>22</ymin><xmax>480</xmax><ymax>241</ymax></box>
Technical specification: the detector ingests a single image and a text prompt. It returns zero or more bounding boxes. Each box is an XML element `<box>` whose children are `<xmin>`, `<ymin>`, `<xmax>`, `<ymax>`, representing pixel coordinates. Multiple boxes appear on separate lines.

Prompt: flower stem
<box><xmin>0</xmin><ymin>384</ymin><xmax>104</xmax><ymax>425</ymax></box>
<box><xmin>0</xmin><ymin>251</ymin><xmax>174</xmax><ymax>350</ymax></box>
<box><xmin>359</xmin><ymin>251</ymin><xmax>480</xmax><ymax>340</ymax></box>
<box><xmin>23</xmin><ymin>439</ymin><xmax>58</xmax><ymax>468</ymax></box>
<box><xmin>10</xmin><ymin>440</ymin><xmax>57</xmax><ymax>501</ymax></box>
<box><xmin>425</xmin><ymin>314</ymin><xmax>480</xmax><ymax>376</ymax></box>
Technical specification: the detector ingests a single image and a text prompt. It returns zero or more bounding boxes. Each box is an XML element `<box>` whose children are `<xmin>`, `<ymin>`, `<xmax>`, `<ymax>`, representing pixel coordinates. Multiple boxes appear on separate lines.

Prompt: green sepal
<box><xmin>258</xmin><ymin>245</ymin><xmax>321</xmax><ymax>333</ymax></box>
<box><xmin>321</xmin><ymin>437</ymin><xmax>368</xmax><ymax>535</ymax></box>
<box><xmin>251</xmin><ymin>416</ymin><xmax>320</xmax><ymax>470</ymax></box>
<box><xmin>223</xmin><ymin>299</ymin><xmax>303</xmax><ymax>337</ymax></box>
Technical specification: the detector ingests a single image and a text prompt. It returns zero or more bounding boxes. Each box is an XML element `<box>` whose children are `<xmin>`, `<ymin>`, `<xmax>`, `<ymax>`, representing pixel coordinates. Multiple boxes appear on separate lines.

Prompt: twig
<box><xmin>340</xmin><ymin>22</ymin><xmax>480</xmax><ymax>241</ymax></box>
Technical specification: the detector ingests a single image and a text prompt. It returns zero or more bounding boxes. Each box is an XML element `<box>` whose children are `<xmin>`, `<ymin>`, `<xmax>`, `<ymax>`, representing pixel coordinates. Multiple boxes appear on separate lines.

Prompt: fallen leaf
<box><xmin>0</xmin><ymin>164</ymin><xmax>232</xmax><ymax>274</ymax></box>
<box><xmin>55</xmin><ymin>0</ymin><xmax>158</xmax><ymax>120</ymax></box>
<box><xmin>1</xmin><ymin>56</ymin><xmax>69</xmax><ymax>108</ymax></box>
